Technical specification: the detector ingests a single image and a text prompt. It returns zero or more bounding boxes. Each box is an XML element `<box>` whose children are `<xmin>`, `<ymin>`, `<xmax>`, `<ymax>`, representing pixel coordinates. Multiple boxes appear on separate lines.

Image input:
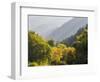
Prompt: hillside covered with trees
<box><xmin>28</xmin><ymin>25</ymin><xmax>88</xmax><ymax>66</ymax></box>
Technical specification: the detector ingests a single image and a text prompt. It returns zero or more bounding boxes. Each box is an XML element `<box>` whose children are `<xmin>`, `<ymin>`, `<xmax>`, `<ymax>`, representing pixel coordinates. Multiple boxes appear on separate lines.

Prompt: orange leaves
<box><xmin>51</xmin><ymin>47</ymin><xmax>63</xmax><ymax>63</ymax></box>
<box><xmin>50</xmin><ymin>46</ymin><xmax>76</xmax><ymax>64</ymax></box>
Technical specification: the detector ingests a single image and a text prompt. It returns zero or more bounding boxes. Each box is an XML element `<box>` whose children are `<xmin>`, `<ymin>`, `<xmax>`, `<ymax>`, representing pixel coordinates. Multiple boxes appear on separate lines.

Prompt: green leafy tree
<box><xmin>72</xmin><ymin>26</ymin><xmax>88</xmax><ymax>64</ymax></box>
<box><xmin>62</xmin><ymin>47</ymin><xmax>76</xmax><ymax>64</ymax></box>
<box><xmin>57</xmin><ymin>43</ymin><xmax>66</xmax><ymax>49</ymax></box>
<box><xmin>28</xmin><ymin>31</ymin><xmax>52</xmax><ymax>66</ymax></box>
<box><xmin>48</xmin><ymin>40</ymin><xmax>55</xmax><ymax>46</ymax></box>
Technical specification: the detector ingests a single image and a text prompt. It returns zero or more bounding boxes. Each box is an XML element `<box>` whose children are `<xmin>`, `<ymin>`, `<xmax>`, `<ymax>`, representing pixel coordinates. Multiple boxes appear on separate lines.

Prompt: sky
<box><xmin>28</xmin><ymin>15</ymin><xmax>73</xmax><ymax>36</ymax></box>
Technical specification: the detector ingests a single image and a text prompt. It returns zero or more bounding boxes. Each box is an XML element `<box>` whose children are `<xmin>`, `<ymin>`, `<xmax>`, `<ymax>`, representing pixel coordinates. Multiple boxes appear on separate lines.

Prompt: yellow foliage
<box><xmin>50</xmin><ymin>46</ymin><xmax>76</xmax><ymax>64</ymax></box>
<box><xmin>51</xmin><ymin>47</ymin><xmax>63</xmax><ymax>63</ymax></box>
<box><xmin>57</xmin><ymin>43</ymin><xmax>66</xmax><ymax>49</ymax></box>
<box><xmin>63</xmin><ymin>47</ymin><xmax>76</xmax><ymax>56</ymax></box>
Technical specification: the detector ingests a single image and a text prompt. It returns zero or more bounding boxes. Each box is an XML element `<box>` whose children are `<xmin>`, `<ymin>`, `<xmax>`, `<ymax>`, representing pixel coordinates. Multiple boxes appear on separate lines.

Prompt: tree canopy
<box><xmin>28</xmin><ymin>25</ymin><xmax>88</xmax><ymax>66</ymax></box>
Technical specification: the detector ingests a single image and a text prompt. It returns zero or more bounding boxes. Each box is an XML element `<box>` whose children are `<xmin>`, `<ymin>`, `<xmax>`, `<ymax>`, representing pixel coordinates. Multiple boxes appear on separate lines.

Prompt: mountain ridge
<box><xmin>47</xmin><ymin>17</ymin><xmax>88</xmax><ymax>42</ymax></box>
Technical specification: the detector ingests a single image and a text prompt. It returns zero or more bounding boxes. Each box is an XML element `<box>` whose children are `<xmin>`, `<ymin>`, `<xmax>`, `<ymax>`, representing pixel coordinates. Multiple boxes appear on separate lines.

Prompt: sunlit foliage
<box><xmin>28</xmin><ymin>25</ymin><xmax>88</xmax><ymax>66</ymax></box>
<box><xmin>62</xmin><ymin>47</ymin><xmax>76</xmax><ymax>64</ymax></box>
<box><xmin>28</xmin><ymin>32</ymin><xmax>52</xmax><ymax>66</ymax></box>
<box><xmin>50</xmin><ymin>47</ymin><xmax>63</xmax><ymax>65</ymax></box>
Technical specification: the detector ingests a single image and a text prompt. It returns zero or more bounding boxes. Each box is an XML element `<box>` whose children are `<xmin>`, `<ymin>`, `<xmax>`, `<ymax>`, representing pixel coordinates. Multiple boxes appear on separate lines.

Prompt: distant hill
<box><xmin>47</xmin><ymin>17</ymin><xmax>88</xmax><ymax>42</ymax></box>
<box><xmin>62</xmin><ymin>27</ymin><xmax>85</xmax><ymax>45</ymax></box>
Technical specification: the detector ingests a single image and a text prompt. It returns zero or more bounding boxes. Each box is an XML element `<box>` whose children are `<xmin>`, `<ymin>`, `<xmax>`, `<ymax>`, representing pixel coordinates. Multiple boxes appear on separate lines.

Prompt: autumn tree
<box><xmin>50</xmin><ymin>47</ymin><xmax>63</xmax><ymax>65</ymax></box>
<box><xmin>62</xmin><ymin>47</ymin><xmax>76</xmax><ymax>64</ymax></box>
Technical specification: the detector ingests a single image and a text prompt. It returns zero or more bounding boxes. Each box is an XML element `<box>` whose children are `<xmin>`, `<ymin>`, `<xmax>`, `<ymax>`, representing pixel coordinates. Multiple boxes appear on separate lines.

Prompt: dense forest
<box><xmin>28</xmin><ymin>25</ymin><xmax>88</xmax><ymax>66</ymax></box>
